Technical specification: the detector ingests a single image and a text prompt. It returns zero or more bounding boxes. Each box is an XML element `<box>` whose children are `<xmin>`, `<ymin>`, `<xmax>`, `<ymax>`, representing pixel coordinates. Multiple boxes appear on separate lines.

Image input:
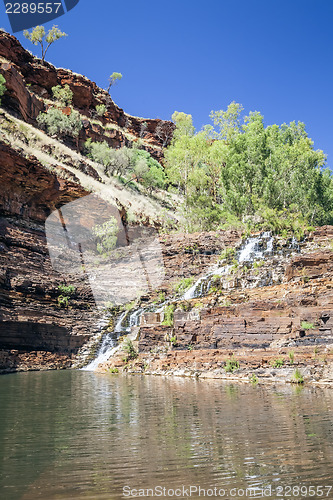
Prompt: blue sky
<box><xmin>1</xmin><ymin>0</ymin><xmax>333</xmax><ymax>169</ymax></box>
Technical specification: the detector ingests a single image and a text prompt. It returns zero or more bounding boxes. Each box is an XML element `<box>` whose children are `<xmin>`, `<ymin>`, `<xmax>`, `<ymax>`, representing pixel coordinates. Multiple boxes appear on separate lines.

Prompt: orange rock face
<box><xmin>0</xmin><ymin>139</ymin><xmax>100</xmax><ymax>373</ymax></box>
<box><xmin>0</xmin><ymin>32</ymin><xmax>174</xmax><ymax>160</ymax></box>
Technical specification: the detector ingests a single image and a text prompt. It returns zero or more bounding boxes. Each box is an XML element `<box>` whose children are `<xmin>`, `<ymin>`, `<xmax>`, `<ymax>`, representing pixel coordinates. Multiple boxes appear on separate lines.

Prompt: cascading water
<box><xmin>83</xmin><ymin>231</ymin><xmax>300</xmax><ymax>369</ymax></box>
<box><xmin>82</xmin><ymin>308</ymin><xmax>143</xmax><ymax>371</ymax></box>
<box><xmin>182</xmin><ymin>265</ymin><xmax>231</xmax><ymax>300</ymax></box>
<box><xmin>237</xmin><ymin>231</ymin><xmax>274</xmax><ymax>262</ymax></box>
<box><xmin>181</xmin><ymin>232</ymin><xmax>275</xmax><ymax>300</ymax></box>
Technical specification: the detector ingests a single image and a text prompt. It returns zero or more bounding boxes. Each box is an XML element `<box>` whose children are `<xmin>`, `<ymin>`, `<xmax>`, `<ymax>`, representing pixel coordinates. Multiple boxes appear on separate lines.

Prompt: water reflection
<box><xmin>0</xmin><ymin>372</ymin><xmax>332</xmax><ymax>499</ymax></box>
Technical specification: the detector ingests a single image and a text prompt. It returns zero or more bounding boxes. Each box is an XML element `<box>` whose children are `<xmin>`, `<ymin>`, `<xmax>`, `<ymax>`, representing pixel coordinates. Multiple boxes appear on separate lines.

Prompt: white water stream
<box><xmin>83</xmin><ymin>231</ymin><xmax>298</xmax><ymax>370</ymax></box>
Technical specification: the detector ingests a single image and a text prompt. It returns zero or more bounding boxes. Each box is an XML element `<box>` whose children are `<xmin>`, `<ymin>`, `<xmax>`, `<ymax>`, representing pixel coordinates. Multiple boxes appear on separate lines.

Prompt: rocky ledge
<box><xmin>0</xmin><ymin>136</ymin><xmax>242</xmax><ymax>373</ymax></box>
<box><xmin>0</xmin><ymin>31</ymin><xmax>174</xmax><ymax>160</ymax></box>
<box><xmin>101</xmin><ymin>227</ymin><xmax>333</xmax><ymax>386</ymax></box>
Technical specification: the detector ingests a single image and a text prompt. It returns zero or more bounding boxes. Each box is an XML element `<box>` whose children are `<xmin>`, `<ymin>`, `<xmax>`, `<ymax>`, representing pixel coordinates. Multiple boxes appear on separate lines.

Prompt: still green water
<box><xmin>0</xmin><ymin>371</ymin><xmax>332</xmax><ymax>500</ymax></box>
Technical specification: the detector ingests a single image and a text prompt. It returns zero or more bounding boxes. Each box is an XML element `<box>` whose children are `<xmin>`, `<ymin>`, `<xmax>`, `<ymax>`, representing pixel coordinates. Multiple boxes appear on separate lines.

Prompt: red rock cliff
<box><xmin>0</xmin><ymin>31</ymin><xmax>175</xmax><ymax>160</ymax></box>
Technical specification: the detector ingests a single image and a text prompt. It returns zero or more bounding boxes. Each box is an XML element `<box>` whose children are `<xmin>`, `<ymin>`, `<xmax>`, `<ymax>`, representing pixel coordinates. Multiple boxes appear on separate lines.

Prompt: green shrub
<box><xmin>0</xmin><ymin>74</ymin><xmax>6</xmax><ymax>104</ymax></box>
<box><xmin>219</xmin><ymin>247</ymin><xmax>236</xmax><ymax>263</ymax></box>
<box><xmin>224</xmin><ymin>356</ymin><xmax>240</xmax><ymax>373</ymax></box>
<box><xmin>37</xmin><ymin>107</ymin><xmax>82</xmax><ymax>138</ymax></box>
<box><xmin>162</xmin><ymin>304</ymin><xmax>175</xmax><ymax>327</ymax></box>
<box><xmin>301</xmin><ymin>321</ymin><xmax>314</xmax><ymax>330</ymax></box>
<box><xmin>173</xmin><ymin>277</ymin><xmax>194</xmax><ymax>295</ymax></box>
<box><xmin>84</xmin><ymin>140</ymin><xmax>166</xmax><ymax>190</ymax></box>
<box><xmin>131</xmin><ymin>149</ymin><xmax>166</xmax><ymax>190</ymax></box>
<box><xmin>85</xmin><ymin>139</ymin><xmax>114</xmax><ymax>167</ymax></box>
<box><xmin>291</xmin><ymin>369</ymin><xmax>304</xmax><ymax>384</ymax></box>
<box><xmin>250</xmin><ymin>374</ymin><xmax>258</xmax><ymax>385</ymax></box>
<box><xmin>57</xmin><ymin>284</ymin><xmax>75</xmax><ymax>308</ymax></box>
<box><xmin>58</xmin><ymin>284</ymin><xmax>75</xmax><ymax>296</ymax></box>
<box><xmin>57</xmin><ymin>295</ymin><xmax>69</xmax><ymax>308</ymax></box>
<box><xmin>169</xmin><ymin>336</ymin><xmax>177</xmax><ymax>346</ymax></box>
<box><xmin>52</xmin><ymin>84</ymin><xmax>73</xmax><ymax>105</ymax></box>
<box><xmin>108</xmin><ymin>367</ymin><xmax>119</xmax><ymax>374</ymax></box>
<box><xmin>124</xmin><ymin>300</ymin><xmax>137</xmax><ymax>312</ymax></box>
<box><xmin>288</xmin><ymin>351</ymin><xmax>294</xmax><ymax>364</ymax></box>
<box><xmin>96</xmin><ymin>104</ymin><xmax>106</xmax><ymax>116</ymax></box>
<box><xmin>92</xmin><ymin>217</ymin><xmax>118</xmax><ymax>256</ymax></box>
<box><xmin>123</xmin><ymin>339</ymin><xmax>138</xmax><ymax>360</ymax></box>
<box><xmin>271</xmin><ymin>358</ymin><xmax>284</xmax><ymax>368</ymax></box>
<box><xmin>179</xmin><ymin>300</ymin><xmax>192</xmax><ymax>311</ymax></box>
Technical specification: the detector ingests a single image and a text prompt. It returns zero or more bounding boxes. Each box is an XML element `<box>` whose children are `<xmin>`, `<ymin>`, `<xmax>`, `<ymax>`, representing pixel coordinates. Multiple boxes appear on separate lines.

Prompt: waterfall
<box><xmin>181</xmin><ymin>232</ymin><xmax>275</xmax><ymax>300</ymax></box>
<box><xmin>82</xmin><ymin>312</ymin><xmax>126</xmax><ymax>371</ymax></box>
<box><xmin>238</xmin><ymin>231</ymin><xmax>274</xmax><ymax>263</ymax></box>
<box><xmin>83</xmin><ymin>231</ymin><xmax>298</xmax><ymax>369</ymax></box>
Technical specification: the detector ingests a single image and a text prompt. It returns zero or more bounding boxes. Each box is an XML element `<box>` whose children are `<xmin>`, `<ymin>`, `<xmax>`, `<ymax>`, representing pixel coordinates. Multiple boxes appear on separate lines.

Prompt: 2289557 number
<box><xmin>5</xmin><ymin>3</ymin><xmax>62</xmax><ymax>14</ymax></box>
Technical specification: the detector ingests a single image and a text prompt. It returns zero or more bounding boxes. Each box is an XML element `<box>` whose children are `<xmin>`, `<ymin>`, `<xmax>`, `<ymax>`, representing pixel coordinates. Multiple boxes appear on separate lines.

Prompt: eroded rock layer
<box><xmin>0</xmin><ymin>140</ymin><xmax>99</xmax><ymax>373</ymax></box>
<box><xmin>0</xmin><ymin>31</ymin><xmax>174</xmax><ymax>160</ymax></box>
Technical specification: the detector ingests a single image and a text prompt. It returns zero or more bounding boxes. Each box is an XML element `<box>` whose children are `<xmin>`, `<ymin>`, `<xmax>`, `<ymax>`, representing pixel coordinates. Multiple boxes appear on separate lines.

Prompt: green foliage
<box><xmin>158</xmin><ymin>291</ymin><xmax>166</xmax><ymax>302</ymax></box>
<box><xmin>85</xmin><ymin>139</ymin><xmax>116</xmax><ymax>167</ymax></box>
<box><xmin>169</xmin><ymin>336</ymin><xmax>177</xmax><ymax>346</ymax></box>
<box><xmin>124</xmin><ymin>300</ymin><xmax>137</xmax><ymax>312</ymax></box>
<box><xmin>179</xmin><ymin>300</ymin><xmax>192</xmax><ymax>312</ymax></box>
<box><xmin>162</xmin><ymin>304</ymin><xmax>175</xmax><ymax>327</ymax></box>
<box><xmin>271</xmin><ymin>358</ymin><xmax>284</xmax><ymax>368</ymax></box>
<box><xmin>107</xmin><ymin>72</ymin><xmax>122</xmax><ymax>93</ymax></box>
<box><xmin>165</xmin><ymin>102</ymin><xmax>333</xmax><ymax>232</ymax></box>
<box><xmin>0</xmin><ymin>74</ymin><xmax>6</xmax><ymax>104</ymax></box>
<box><xmin>131</xmin><ymin>149</ymin><xmax>166</xmax><ymax>190</ymax></box>
<box><xmin>108</xmin><ymin>367</ymin><xmax>119</xmax><ymax>373</ymax></box>
<box><xmin>288</xmin><ymin>351</ymin><xmax>295</xmax><ymax>364</ymax></box>
<box><xmin>52</xmin><ymin>84</ymin><xmax>73</xmax><ymax>105</ymax></box>
<box><xmin>57</xmin><ymin>295</ymin><xmax>69</xmax><ymax>308</ymax></box>
<box><xmin>292</xmin><ymin>369</ymin><xmax>304</xmax><ymax>384</ymax></box>
<box><xmin>57</xmin><ymin>284</ymin><xmax>75</xmax><ymax>308</ymax></box>
<box><xmin>92</xmin><ymin>217</ymin><xmax>118</xmax><ymax>256</ymax></box>
<box><xmin>219</xmin><ymin>247</ymin><xmax>236</xmax><ymax>263</ymax></box>
<box><xmin>224</xmin><ymin>356</ymin><xmax>240</xmax><ymax>373</ymax></box>
<box><xmin>58</xmin><ymin>284</ymin><xmax>75</xmax><ymax>296</ymax></box>
<box><xmin>250</xmin><ymin>374</ymin><xmax>258</xmax><ymax>385</ymax></box>
<box><xmin>253</xmin><ymin>260</ymin><xmax>265</xmax><ymax>269</ymax></box>
<box><xmin>84</xmin><ymin>140</ymin><xmax>166</xmax><ymax>191</ymax></box>
<box><xmin>301</xmin><ymin>321</ymin><xmax>315</xmax><ymax>330</ymax></box>
<box><xmin>37</xmin><ymin>107</ymin><xmax>82</xmax><ymax>138</ymax></box>
<box><xmin>96</xmin><ymin>104</ymin><xmax>106</xmax><ymax>116</ymax></box>
<box><xmin>209</xmin><ymin>101</ymin><xmax>244</xmax><ymax>142</ymax></box>
<box><xmin>123</xmin><ymin>339</ymin><xmax>138</xmax><ymax>361</ymax></box>
<box><xmin>173</xmin><ymin>277</ymin><xmax>194</xmax><ymax>294</ymax></box>
<box><xmin>23</xmin><ymin>25</ymin><xmax>67</xmax><ymax>62</ymax></box>
<box><xmin>187</xmin><ymin>344</ymin><xmax>194</xmax><ymax>351</ymax></box>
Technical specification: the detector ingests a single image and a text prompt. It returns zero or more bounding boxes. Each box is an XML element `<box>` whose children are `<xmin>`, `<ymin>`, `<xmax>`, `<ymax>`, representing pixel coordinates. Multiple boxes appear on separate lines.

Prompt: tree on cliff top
<box><xmin>107</xmin><ymin>72</ymin><xmax>122</xmax><ymax>93</ymax></box>
<box><xmin>23</xmin><ymin>25</ymin><xmax>67</xmax><ymax>63</ymax></box>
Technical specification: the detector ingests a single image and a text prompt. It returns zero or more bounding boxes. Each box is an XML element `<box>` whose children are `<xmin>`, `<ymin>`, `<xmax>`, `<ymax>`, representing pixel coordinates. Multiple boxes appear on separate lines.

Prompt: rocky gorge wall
<box><xmin>0</xmin><ymin>132</ymin><xmax>242</xmax><ymax>373</ymax></box>
<box><xmin>0</xmin><ymin>30</ymin><xmax>176</xmax><ymax>373</ymax></box>
<box><xmin>139</xmin><ymin>228</ymin><xmax>333</xmax><ymax>352</ymax></box>
<box><xmin>0</xmin><ymin>31</ymin><xmax>174</xmax><ymax>161</ymax></box>
<box><xmin>1</xmin><ymin>31</ymin><xmax>333</xmax><ymax>384</ymax></box>
<box><xmin>102</xmin><ymin>227</ymin><xmax>333</xmax><ymax>386</ymax></box>
<box><xmin>0</xmin><ymin>138</ymin><xmax>102</xmax><ymax>372</ymax></box>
